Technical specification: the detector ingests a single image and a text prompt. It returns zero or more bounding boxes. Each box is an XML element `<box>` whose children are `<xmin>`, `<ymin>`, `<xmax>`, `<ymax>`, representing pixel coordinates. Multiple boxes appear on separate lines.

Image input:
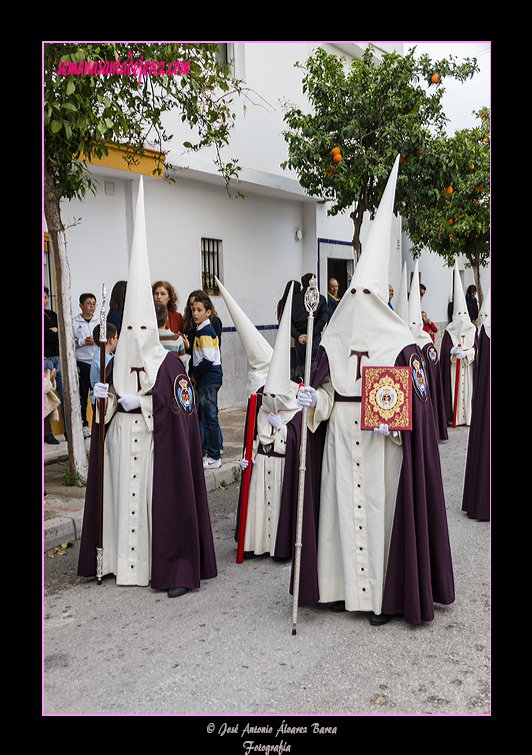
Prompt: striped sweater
<box><xmin>191</xmin><ymin>319</ymin><xmax>223</xmax><ymax>385</ymax></box>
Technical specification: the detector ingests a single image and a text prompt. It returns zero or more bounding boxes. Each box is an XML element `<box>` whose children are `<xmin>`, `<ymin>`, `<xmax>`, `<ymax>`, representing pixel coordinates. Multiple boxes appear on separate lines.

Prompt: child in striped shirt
<box><xmin>190</xmin><ymin>291</ymin><xmax>223</xmax><ymax>469</ymax></box>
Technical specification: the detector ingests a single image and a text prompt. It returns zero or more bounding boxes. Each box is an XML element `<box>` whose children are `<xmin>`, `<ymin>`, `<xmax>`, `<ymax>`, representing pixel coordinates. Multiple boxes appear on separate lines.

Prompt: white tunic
<box><xmin>308</xmin><ymin>375</ymin><xmax>403</xmax><ymax>613</ymax></box>
<box><xmin>244</xmin><ymin>409</ymin><xmax>288</xmax><ymax>555</ymax></box>
<box><xmin>100</xmin><ymin>392</ymin><xmax>155</xmax><ymax>585</ymax></box>
<box><xmin>448</xmin><ymin>341</ymin><xmax>475</xmax><ymax>427</ymax></box>
<box><xmin>445</xmin><ymin>265</ymin><xmax>477</xmax><ymax>427</ymax></box>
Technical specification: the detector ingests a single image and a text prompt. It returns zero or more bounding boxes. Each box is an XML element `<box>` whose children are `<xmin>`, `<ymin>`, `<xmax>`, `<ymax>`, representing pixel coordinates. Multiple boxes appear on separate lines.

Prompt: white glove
<box><xmin>373</xmin><ymin>423</ymin><xmax>390</xmax><ymax>436</ymax></box>
<box><xmin>241</xmin><ymin>456</ymin><xmax>255</xmax><ymax>470</ymax></box>
<box><xmin>118</xmin><ymin>394</ymin><xmax>141</xmax><ymax>412</ymax></box>
<box><xmin>267</xmin><ymin>411</ymin><xmax>283</xmax><ymax>430</ymax></box>
<box><xmin>452</xmin><ymin>346</ymin><xmax>466</xmax><ymax>360</ymax></box>
<box><xmin>296</xmin><ymin>385</ymin><xmax>317</xmax><ymax>408</ymax></box>
<box><xmin>93</xmin><ymin>382</ymin><xmax>109</xmax><ymax>399</ymax></box>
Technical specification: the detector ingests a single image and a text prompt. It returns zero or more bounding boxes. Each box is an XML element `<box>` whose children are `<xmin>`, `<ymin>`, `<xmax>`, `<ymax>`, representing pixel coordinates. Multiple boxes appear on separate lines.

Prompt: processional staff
<box><xmin>291</xmin><ymin>276</ymin><xmax>320</xmax><ymax>635</ymax></box>
<box><xmin>452</xmin><ymin>342</ymin><xmax>462</xmax><ymax>429</ymax></box>
<box><xmin>96</xmin><ymin>283</ymin><xmax>107</xmax><ymax>585</ymax></box>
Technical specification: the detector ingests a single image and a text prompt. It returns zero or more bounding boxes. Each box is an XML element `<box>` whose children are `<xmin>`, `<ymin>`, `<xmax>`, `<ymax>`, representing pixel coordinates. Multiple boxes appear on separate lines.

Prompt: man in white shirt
<box><xmin>73</xmin><ymin>292</ymin><xmax>98</xmax><ymax>437</ymax></box>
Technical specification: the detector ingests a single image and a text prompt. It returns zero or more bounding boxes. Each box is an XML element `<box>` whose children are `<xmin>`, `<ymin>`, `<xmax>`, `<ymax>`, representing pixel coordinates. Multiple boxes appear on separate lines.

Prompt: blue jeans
<box><xmin>196</xmin><ymin>383</ymin><xmax>222</xmax><ymax>460</ymax></box>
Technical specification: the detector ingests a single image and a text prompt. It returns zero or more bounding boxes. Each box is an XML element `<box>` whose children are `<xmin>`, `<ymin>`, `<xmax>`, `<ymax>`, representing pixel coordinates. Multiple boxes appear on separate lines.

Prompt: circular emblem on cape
<box><xmin>173</xmin><ymin>374</ymin><xmax>195</xmax><ymax>415</ymax></box>
<box><xmin>426</xmin><ymin>344</ymin><xmax>438</xmax><ymax>365</ymax></box>
<box><xmin>410</xmin><ymin>353</ymin><xmax>428</xmax><ymax>402</ymax></box>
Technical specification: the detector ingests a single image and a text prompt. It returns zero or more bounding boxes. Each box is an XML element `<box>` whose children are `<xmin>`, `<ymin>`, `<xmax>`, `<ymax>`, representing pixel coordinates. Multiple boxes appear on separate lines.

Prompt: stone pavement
<box><xmin>43</xmin><ymin>405</ymin><xmax>247</xmax><ymax>551</ymax></box>
<box><xmin>43</xmin><ymin>421</ymin><xmax>490</xmax><ymax>716</ymax></box>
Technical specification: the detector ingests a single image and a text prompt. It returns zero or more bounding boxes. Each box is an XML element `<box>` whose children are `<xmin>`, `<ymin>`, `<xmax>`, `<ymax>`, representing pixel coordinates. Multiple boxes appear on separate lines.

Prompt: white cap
<box><xmin>478</xmin><ymin>284</ymin><xmax>490</xmax><ymax>338</ymax></box>
<box><xmin>215</xmin><ymin>276</ymin><xmax>273</xmax><ymax>395</ymax></box>
<box><xmin>263</xmin><ymin>282</ymin><xmax>299</xmax><ymax>416</ymax></box>
<box><xmin>445</xmin><ymin>264</ymin><xmax>476</xmax><ymax>350</ymax></box>
<box><xmin>408</xmin><ymin>260</ymin><xmax>432</xmax><ymax>348</ymax></box>
<box><xmin>395</xmin><ymin>261</ymin><xmax>409</xmax><ymax>324</ymax></box>
<box><xmin>112</xmin><ymin>177</ymin><xmax>168</xmax><ymax>397</ymax></box>
<box><xmin>319</xmin><ymin>155</ymin><xmax>414</xmax><ymax>396</ymax></box>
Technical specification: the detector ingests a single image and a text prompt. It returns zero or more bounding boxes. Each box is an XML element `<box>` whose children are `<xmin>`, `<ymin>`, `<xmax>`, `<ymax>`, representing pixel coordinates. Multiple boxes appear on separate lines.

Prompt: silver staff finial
<box><xmin>304</xmin><ymin>275</ymin><xmax>320</xmax><ymax>315</ymax></box>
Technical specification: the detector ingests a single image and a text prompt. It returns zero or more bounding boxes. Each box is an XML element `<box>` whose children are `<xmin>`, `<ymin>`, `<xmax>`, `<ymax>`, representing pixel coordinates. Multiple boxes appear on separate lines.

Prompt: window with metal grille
<box><xmin>201</xmin><ymin>238</ymin><xmax>222</xmax><ymax>294</ymax></box>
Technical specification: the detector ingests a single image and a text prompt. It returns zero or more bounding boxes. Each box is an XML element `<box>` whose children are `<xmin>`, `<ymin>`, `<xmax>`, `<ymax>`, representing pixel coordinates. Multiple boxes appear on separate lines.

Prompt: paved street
<box><xmin>43</xmin><ymin>423</ymin><xmax>490</xmax><ymax>721</ymax></box>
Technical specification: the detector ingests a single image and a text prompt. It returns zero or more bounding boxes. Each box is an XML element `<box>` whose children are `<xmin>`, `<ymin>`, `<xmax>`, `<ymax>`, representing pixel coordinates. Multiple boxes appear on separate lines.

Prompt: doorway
<box><xmin>327</xmin><ymin>258</ymin><xmax>348</xmax><ymax>298</ymax></box>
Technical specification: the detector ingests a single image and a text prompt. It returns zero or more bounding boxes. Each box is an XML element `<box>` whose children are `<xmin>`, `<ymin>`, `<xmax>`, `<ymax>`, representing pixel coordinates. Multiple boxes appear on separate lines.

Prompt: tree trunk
<box><xmin>472</xmin><ymin>262</ymin><xmax>483</xmax><ymax>310</ymax></box>
<box><xmin>350</xmin><ymin>195</ymin><xmax>367</xmax><ymax>263</ymax></box>
<box><xmin>466</xmin><ymin>242</ymin><xmax>486</xmax><ymax>310</ymax></box>
<box><xmin>350</xmin><ymin>181</ymin><xmax>373</xmax><ymax>263</ymax></box>
<box><xmin>44</xmin><ymin>169</ymin><xmax>88</xmax><ymax>484</ymax></box>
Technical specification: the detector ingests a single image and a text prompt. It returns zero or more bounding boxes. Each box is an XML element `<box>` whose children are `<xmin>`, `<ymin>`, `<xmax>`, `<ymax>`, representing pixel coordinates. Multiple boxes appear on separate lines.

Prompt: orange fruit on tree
<box><xmin>449</xmin><ymin>219</ymin><xmax>453</xmax><ymax>225</ymax></box>
<box><xmin>431</xmin><ymin>73</ymin><xmax>440</xmax><ymax>84</ymax></box>
<box><xmin>333</xmin><ymin>153</ymin><xmax>342</xmax><ymax>163</ymax></box>
<box><xmin>331</xmin><ymin>147</ymin><xmax>341</xmax><ymax>156</ymax></box>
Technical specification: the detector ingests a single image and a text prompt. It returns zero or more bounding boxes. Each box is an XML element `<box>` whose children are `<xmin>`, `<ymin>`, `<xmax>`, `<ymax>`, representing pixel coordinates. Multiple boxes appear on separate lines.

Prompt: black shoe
<box><xmin>168</xmin><ymin>587</ymin><xmax>189</xmax><ymax>598</ymax></box>
<box><xmin>44</xmin><ymin>433</ymin><xmax>59</xmax><ymax>445</ymax></box>
<box><xmin>330</xmin><ymin>600</ymin><xmax>346</xmax><ymax>613</ymax></box>
<box><xmin>243</xmin><ymin>551</ymin><xmax>259</xmax><ymax>560</ymax></box>
<box><xmin>369</xmin><ymin>612</ymin><xmax>391</xmax><ymax>626</ymax></box>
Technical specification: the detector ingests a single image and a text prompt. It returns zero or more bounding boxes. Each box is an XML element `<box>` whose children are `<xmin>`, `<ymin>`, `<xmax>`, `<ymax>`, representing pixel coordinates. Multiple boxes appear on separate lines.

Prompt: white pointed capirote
<box><xmin>477</xmin><ymin>283</ymin><xmax>490</xmax><ymax>338</ymax></box>
<box><xmin>350</xmin><ymin>154</ymin><xmax>402</xmax><ymax>304</ymax></box>
<box><xmin>113</xmin><ymin>177</ymin><xmax>167</xmax><ymax>397</ymax></box>
<box><xmin>319</xmin><ymin>154</ymin><xmax>414</xmax><ymax>396</ymax></box>
<box><xmin>395</xmin><ymin>261</ymin><xmax>409</xmax><ymax>324</ymax></box>
<box><xmin>445</xmin><ymin>264</ymin><xmax>476</xmax><ymax>351</ymax></box>
<box><xmin>215</xmin><ymin>276</ymin><xmax>273</xmax><ymax>395</ymax></box>
<box><xmin>263</xmin><ymin>282</ymin><xmax>300</xmax><ymax>417</ymax></box>
<box><xmin>408</xmin><ymin>260</ymin><xmax>433</xmax><ymax>348</ymax></box>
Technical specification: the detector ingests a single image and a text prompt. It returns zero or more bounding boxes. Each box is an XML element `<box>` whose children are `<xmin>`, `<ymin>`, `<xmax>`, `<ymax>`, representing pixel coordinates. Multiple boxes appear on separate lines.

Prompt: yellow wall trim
<box><xmin>76</xmin><ymin>141</ymin><xmax>165</xmax><ymax>178</ymax></box>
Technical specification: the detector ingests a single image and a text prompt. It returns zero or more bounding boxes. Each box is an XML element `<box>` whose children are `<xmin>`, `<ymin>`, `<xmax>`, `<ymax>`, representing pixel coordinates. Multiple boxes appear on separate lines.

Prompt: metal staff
<box><xmin>96</xmin><ymin>283</ymin><xmax>107</xmax><ymax>584</ymax></box>
<box><xmin>452</xmin><ymin>342</ymin><xmax>462</xmax><ymax>429</ymax></box>
<box><xmin>292</xmin><ymin>276</ymin><xmax>320</xmax><ymax>635</ymax></box>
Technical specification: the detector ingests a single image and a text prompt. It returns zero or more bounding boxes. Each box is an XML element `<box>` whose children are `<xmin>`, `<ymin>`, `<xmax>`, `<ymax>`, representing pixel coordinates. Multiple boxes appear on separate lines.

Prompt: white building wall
<box><xmin>53</xmin><ymin>41</ymin><xmax>474</xmax><ymax>411</ymax></box>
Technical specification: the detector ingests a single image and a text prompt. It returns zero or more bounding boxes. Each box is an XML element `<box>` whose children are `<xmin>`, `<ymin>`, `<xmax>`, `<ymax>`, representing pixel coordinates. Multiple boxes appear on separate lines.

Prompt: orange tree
<box><xmin>403</xmin><ymin>108</ymin><xmax>490</xmax><ymax>304</ymax></box>
<box><xmin>44</xmin><ymin>42</ymin><xmax>243</xmax><ymax>481</ymax></box>
<box><xmin>281</xmin><ymin>44</ymin><xmax>479</xmax><ymax>261</ymax></box>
